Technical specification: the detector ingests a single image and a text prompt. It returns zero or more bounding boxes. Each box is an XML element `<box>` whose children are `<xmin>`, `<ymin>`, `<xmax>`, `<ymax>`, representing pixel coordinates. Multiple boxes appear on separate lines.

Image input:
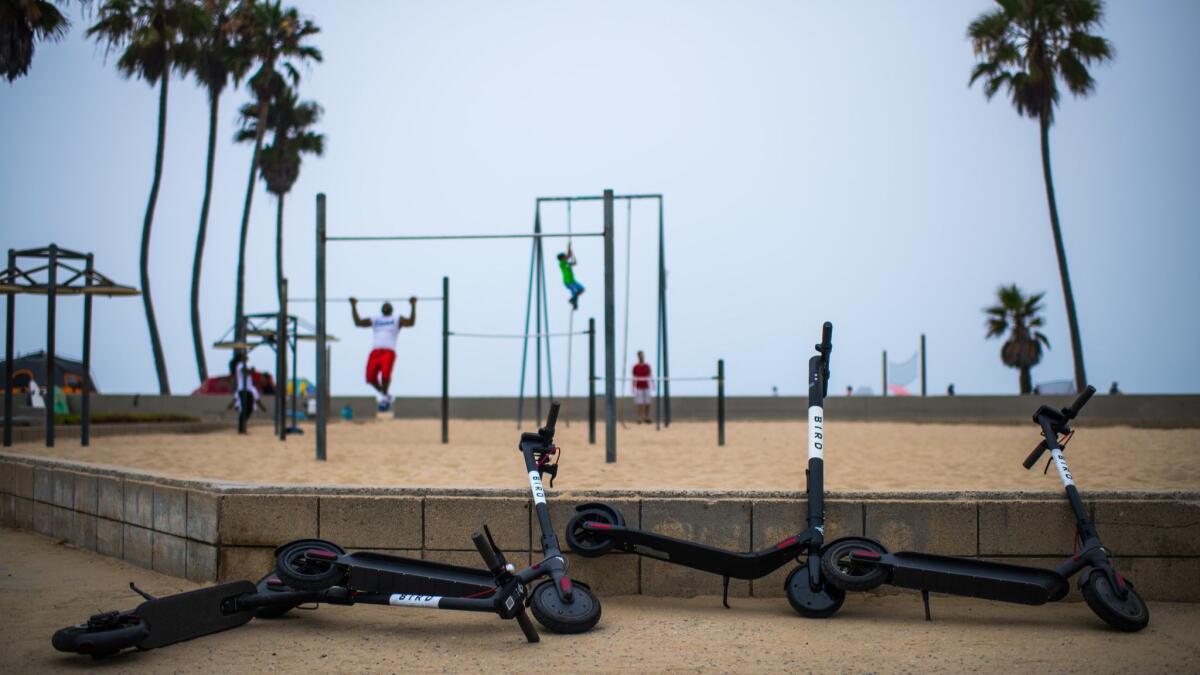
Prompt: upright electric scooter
<box><xmin>820</xmin><ymin>385</ymin><xmax>1150</xmax><ymax>632</ymax></box>
<box><xmin>271</xmin><ymin>401</ymin><xmax>601</xmax><ymax>635</ymax></box>
<box><xmin>565</xmin><ymin>322</ymin><xmax>873</xmax><ymax>616</ymax></box>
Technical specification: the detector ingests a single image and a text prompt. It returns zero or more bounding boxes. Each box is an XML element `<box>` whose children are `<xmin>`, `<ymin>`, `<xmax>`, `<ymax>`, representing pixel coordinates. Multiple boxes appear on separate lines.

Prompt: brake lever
<box><xmin>541</xmin><ymin>463</ymin><xmax>558</xmax><ymax>488</ymax></box>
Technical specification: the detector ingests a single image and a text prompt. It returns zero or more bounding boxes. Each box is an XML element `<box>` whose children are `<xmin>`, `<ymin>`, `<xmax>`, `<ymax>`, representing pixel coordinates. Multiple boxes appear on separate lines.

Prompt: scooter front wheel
<box><xmin>274</xmin><ymin>540</ymin><xmax>347</xmax><ymax>592</ymax></box>
<box><xmin>785</xmin><ymin>563</ymin><xmax>845</xmax><ymax>618</ymax></box>
<box><xmin>820</xmin><ymin>537</ymin><xmax>890</xmax><ymax>592</ymax></box>
<box><xmin>528</xmin><ymin>581</ymin><xmax>602</xmax><ymax>634</ymax></box>
<box><xmin>565</xmin><ymin>509</ymin><xmax>619</xmax><ymax>557</ymax></box>
<box><xmin>1081</xmin><ymin>569</ymin><xmax>1149</xmax><ymax>632</ymax></box>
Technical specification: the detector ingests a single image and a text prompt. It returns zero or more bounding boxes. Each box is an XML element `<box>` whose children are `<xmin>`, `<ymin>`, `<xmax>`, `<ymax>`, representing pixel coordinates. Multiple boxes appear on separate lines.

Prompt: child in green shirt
<box><xmin>557</xmin><ymin>246</ymin><xmax>585</xmax><ymax>309</ymax></box>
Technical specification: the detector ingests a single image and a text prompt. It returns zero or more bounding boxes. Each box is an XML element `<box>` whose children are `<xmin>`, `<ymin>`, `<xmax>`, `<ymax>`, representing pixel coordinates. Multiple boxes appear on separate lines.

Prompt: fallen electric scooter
<box><xmin>272</xmin><ymin>402</ymin><xmax>601</xmax><ymax>635</ymax></box>
<box><xmin>819</xmin><ymin>385</ymin><xmax>1150</xmax><ymax>632</ymax></box>
<box><xmin>52</xmin><ymin>406</ymin><xmax>596</xmax><ymax>658</ymax></box>
<box><xmin>564</xmin><ymin>322</ymin><xmax>871</xmax><ymax>616</ymax></box>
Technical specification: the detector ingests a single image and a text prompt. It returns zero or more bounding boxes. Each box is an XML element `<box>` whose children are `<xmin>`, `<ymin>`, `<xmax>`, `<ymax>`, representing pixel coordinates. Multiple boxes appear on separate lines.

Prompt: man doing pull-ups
<box><xmin>351</xmin><ymin>297</ymin><xmax>416</xmax><ymax>411</ymax></box>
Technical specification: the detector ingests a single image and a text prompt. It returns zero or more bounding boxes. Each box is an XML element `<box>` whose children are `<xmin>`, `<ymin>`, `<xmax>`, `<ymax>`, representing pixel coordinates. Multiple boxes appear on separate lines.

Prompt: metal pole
<box><xmin>516</xmin><ymin>208</ymin><xmax>539</xmax><ymax>428</ymax></box>
<box><xmin>82</xmin><ymin>253</ymin><xmax>94</xmax><ymax>446</ymax></box>
<box><xmin>717</xmin><ymin>359</ymin><xmax>725</xmax><ymax>447</ymax></box>
<box><xmin>290</xmin><ymin>317</ymin><xmax>298</xmax><ymax>433</ymax></box>
<box><xmin>658</xmin><ymin>196</ymin><xmax>671</xmax><ymax>426</ymax></box>
<box><xmin>882</xmin><ymin>349</ymin><xmax>888</xmax><ymax>398</ymax></box>
<box><xmin>535</xmin><ymin>215</ymin><xmax>543</xmax><ymax>424</ymax></box>
<box><xmin>315</xmin><ymin>193</ymin><xmax>327</xmax><ymax>461</ymax></box>
<box><xmin>920</xmin><ymin>333</ymin><xmax>927</xmax><ymax>397</ymax></box>
<box><xmin>277</xmin><ymin>278</ymin><xmax>287</xmax><ymax>441</ymax></box>
<box><xmin>539</xmin><ymin>231</ymin><xmax>554</xmax><ymax>405</ymax></box>
<box><xmin>603</xmin><ymin>189</ymin><xmax>617</xmax><ymax>463</ymax></box>
<box><xmin>3</xmin><ymin>249</ymin><xmax>14</xmax><ymax>447</ymax></box>
<box><xmin>45</xmin><ymin>244</ymin><xmax>57</xmax><ymax>447</ymax></box>
<box><xmin>588</xmin><ymin>317</ymin><xmax>596</xmax><ymax>445</ymax></box>
<box><xmin>441</xmin><ymin>275</ymin><xmax>449</xmax><ymax>444</ymax></box>
<box><xmin>655</xmin><ymin>199</ymin><xmax>662</xmax><ymax>432</ymax></box>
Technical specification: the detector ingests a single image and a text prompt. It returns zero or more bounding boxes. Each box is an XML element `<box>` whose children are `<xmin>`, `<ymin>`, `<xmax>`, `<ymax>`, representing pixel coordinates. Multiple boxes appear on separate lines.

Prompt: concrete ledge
<box><xmin>1</xmin><ymin>451</ymin><xmax>1198</xmax><ymax>601</ymax></box>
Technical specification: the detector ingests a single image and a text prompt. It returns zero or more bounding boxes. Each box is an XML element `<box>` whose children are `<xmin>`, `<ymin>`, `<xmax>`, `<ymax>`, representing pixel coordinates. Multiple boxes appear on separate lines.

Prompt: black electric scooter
<box><xmin>271</xmin><ymin>401</ymin><xmax>601</xmax><ymax>635</ymax></box>
<box><xmin>564</xmin><ymin>322</ymin><xmax>871</xmax><ymax>616</ymax></box>
<box><xmin>52</xmin><ymin>531</ymin><xmax>539</xmax><ymax>658</ymax></box>
<box><xmin>819</xmin><ymin>385</ymin><xmax>1150</xmax><ymax>632</ymax></box>
<box><xmin>51</xmin><ymin>406</ymin><xmax>596</xmax><ymax>658</ymax></box>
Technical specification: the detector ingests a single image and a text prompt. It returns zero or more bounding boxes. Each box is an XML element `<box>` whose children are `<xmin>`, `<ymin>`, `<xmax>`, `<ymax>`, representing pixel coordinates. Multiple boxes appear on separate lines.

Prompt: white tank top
<box><xmin>371</xmin><ymin>315</ymin><xmax>400</xmax><ymax>349</ymax></box>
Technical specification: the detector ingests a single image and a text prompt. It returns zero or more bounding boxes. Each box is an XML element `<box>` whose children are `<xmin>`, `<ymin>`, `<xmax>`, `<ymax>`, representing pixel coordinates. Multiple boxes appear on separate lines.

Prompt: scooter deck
<box><xmin>599</xmin><ymin>525</ymin><xmax>808</xmax><ymax>579</ymax></box>
<box><xmin>885</xmin><ymin>552</ymin><xmax>1068</xmax><ymax>605</ymax></box>
<box><xmin>344</xmin><ymin>551</ymin><xmax>496</xmax><ymax>596</ymax></box>
<box><xmin>136</xmin><ymin>580</ymin><xmax>257</xmax><ymax>649</ymax></box>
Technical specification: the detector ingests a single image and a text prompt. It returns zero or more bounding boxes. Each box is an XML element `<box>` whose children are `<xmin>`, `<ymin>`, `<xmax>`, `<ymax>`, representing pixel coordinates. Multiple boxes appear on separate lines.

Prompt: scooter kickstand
<box><xmin>129</xmin><ymin>582</ymin><xmax>157</xmax><ymax>602</ymax></box>
<box><xmin>722</xmin><ymin>576</ymin><xmax>731</xmax><ymax>609</ymax></box>
<box><xmin>921</xmin><ymin>590</ymin><xmax>932</xmax><ymax>622</ymax></box>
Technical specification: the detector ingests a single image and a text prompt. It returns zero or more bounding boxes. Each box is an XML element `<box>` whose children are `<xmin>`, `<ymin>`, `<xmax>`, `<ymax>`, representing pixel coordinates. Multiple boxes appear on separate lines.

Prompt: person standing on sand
<box><xmin>632</xmin><ymin>351</ymin><xmax>653</xmax><ymax>424</ymax></box>
<box><xmin>229</xmin><ymin>353</ymin><xmax>265</xmax><ymax>434</ymax></box>
<box><xmin>351</xmin><ymin>297</ymin><xmax>416</xmax><ymax>412</ymax></box>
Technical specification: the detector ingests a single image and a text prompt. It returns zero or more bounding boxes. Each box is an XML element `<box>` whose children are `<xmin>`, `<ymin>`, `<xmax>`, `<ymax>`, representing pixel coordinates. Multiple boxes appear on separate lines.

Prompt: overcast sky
<box><xmin>2</xmin><ymin>0</ymin><xmax>1198</xmax><ymax>397</ymax></box>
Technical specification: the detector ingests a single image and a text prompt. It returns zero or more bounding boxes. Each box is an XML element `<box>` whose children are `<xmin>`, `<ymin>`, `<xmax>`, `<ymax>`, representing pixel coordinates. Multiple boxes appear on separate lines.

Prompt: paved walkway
<box><xmin>3</xmin><ymin>528</ymin><xmax>1198</xmax><ymax>673</ymax></box>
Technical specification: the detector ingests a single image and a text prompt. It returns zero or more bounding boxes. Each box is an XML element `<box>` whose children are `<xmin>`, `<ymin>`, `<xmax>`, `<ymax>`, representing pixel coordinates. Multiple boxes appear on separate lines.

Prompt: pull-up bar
<box><xmin>314</xmin><ymin>191</ymin><xmax>620</xmax><ymax>462</ymax></box>
<box><xmin>292</xmin><ymin>296</ymin><xmax>444</xmax><ymax>303</ymax></box>
<box><xmin>537</xmin><ymin>194</ymin><xmax>663</xmax><ymax>202</ymax></box>
<box><xmin>326</xmin><ymin>232</ymin><xmax>604</xmax><ymax>243</ymax></box>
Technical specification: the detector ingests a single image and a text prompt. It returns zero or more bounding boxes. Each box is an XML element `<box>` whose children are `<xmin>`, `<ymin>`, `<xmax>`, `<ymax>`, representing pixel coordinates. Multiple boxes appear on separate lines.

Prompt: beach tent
<box><xmin>2</xmin><ymin>351</ymin><xmax>98</xmax><ymax>394</ymax></box>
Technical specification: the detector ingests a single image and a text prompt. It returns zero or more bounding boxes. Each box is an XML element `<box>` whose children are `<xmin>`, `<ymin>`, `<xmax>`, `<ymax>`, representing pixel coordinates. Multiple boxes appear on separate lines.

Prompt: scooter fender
<box><xmin>574</xmin><ymin>502</ymin><xmax>627</xmax><ymax>527</ymax></box>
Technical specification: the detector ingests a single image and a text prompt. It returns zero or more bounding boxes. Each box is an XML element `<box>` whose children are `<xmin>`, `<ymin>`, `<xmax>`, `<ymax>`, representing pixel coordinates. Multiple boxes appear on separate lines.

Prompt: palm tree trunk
<box><xmin>142</xmin><ymin>73</ymin><xmax>171</xmax><ymax>394</ymax></box>
<box><xmin>276</xmin><ymin>192</ymin><xmax>285</xmax><ymax>308</ymax></box>
<box><xmin>1039</xmin><ymin>113</ymin><xmax>1087</xmax><ymax>392</ymax></box>
<box><xmin>1019</xmin><ymin>365</ymin><xmax>1032</xmax><ymax>395</ymax></box>
<box><xmin>190</xmin><ymin>90</ymin><xmax>220</xmax><ymax>385</ymax></box>
<box><xmin>233</xmin><ymin>98</ymin><xmax>269</xmax><ymax>343</ymax></box>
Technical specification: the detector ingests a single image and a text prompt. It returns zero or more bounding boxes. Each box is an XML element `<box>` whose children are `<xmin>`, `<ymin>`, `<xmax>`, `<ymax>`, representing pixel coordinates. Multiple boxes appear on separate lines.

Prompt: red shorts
<box><xmin>366</xmin><ymin>348</ymin><xmax>396</xmax><ymax>385</ymax></box>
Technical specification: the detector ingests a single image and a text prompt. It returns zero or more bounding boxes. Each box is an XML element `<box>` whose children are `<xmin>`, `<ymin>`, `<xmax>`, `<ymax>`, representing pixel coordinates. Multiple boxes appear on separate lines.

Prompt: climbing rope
<box><xmin>617</xmin><ymin>198</ymin><xmax>634</xmax><ymax>428</ymax></box>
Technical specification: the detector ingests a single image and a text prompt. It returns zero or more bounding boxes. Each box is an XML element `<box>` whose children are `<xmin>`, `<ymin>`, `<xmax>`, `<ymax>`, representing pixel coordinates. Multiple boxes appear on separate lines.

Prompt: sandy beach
<box><xmin>8</xmin><ymin>418</ymin><xmax>1198</xmax><ymax>491</ymax></box>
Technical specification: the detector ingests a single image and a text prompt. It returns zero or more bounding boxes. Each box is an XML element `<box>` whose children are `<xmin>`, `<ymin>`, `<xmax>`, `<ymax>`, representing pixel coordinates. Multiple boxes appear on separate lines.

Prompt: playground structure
<box><xmin>1</xmin><ymin>245</ymin><xmax>138</xmax><ymax>448</ymax></box>
<box><xmin>309</xmin><ymin>189</ymin><xmax>725</xmax><ymax>463</ymax></box>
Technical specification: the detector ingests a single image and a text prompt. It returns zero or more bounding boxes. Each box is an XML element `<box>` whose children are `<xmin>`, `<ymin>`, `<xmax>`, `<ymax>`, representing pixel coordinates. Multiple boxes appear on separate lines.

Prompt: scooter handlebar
<box><xmin>1022</xmin><ymin>440</ymin><xmax>1049</xmax><ymax>470</ymax></box>
<box><xmin>542</xmin><ymin>402</ymin><xmax>561</xmax><ymax>438</ymax></box>
<box><xmin>471</xmin><ymin>530</ymin><xmax>502</xmax><ymax>572</ymax></box>
<box><xmin>1064</xmin><ymin>385</ymin><xmax>1096</xmax><ymax>419</ymax></box>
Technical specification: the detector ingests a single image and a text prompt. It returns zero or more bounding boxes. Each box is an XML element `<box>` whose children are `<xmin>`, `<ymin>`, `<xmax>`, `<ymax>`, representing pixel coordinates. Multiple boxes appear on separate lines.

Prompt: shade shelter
<box><xmin>2</xmin><ymin>244</ymin><xmax>139</xmax><ymax>447</ymax></box>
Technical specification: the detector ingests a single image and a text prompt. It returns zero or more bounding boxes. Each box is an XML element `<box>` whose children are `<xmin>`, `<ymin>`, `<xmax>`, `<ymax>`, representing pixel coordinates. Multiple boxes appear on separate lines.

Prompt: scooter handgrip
<box><xmin>515</xmin><ymin>609</ymin><xmax>540</xmax><ymax>643</ymax></box>
<box><xmin>545</xmin><ymin>401</ymin><xmax>561</xmax><ymax>433</ymax></box>
<box><xmin>471</xmin><ymin>531</ymin><xmax>502</xmax><ymax>571</ymax></box>
<box><xmin>1065</xmin><ymin>385</ymin><xmax>1096</xmax><ymax>419</ymax></box>
<box><xmin>1022</xmin><ymin>440</ymin><xmax>1048</xmax><ymax>470</ymax></box>
<box><xmin>821</xmin><ymin>322</ymin><xmax>833</xmax><ymax>352</ymax></box>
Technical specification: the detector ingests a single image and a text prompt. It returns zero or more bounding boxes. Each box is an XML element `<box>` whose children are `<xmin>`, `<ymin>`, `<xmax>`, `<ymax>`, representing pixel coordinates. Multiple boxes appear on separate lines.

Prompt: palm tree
<box><xmin>1</xmin><ymin>0</ymin><xmax>70</xmax><ymax>82</ymax></box>
<box><xmin>181</xmin><ymin>0</ymin><xmax>246</xmax><ymax>384</ymax></box>
<box><xmin>967</xmin><ymin>0</ymin><xmax>1113</xmax><ymax>393</ymax></box>
<box><xmin>236</xmin><ymin>84</ymin><xmax>323</xmax><ymax>307</ymax></box>
<box><xmin>985</xmin><ymin>284</ymin><xmax>1050</xmax><ymax>394</ymax></box>
<box><xmin>230</xmin><ymin>0</ymin><xmax>319</xmax><ymax>344</ymax></box>
<box><xmin>87</xmin><ymin>0</ymin><xmax>205</xmax><ymax>394</ymax></box>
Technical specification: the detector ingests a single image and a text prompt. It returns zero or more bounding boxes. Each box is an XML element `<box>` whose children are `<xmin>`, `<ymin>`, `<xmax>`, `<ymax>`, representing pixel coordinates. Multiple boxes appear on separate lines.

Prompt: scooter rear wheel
<box><xmin>528</xmin><ymin>581</ymin><xmax>602</xmax><ymax>634</ymax></box>
<box><xmin>274</xmin><ymin>540</ymin><xmax>346</xmax><ymax>592</ymax></box>
<box><xmin>51</xmin><ymin>614</ymin><xmax>149</xmax><ymax>657</ymax></box>
<box><xmin>565</xmin><ymin>509</ymin><xmax>619</xmax><ymax>557</ymax></box>
<box><xmin>819</xmin><ymin>537</ymin><xmax>890</xmax><ymax>592</ymax></box>
<box><xmin>785</xmin><ymin>563</ymin><xmax>845</xmax><ymax>618</ymax></box>
<box><xmin>1081</xmin><ymin>569</ymin><xmax>1149</xmax><ymax>632</ymax></box>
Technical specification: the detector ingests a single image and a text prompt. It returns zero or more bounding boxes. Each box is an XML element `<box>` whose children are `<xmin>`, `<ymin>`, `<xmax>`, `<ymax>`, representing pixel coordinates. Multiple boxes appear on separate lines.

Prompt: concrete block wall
<box><xmin>2</xmin><ymin>453</ymin><xmax>1197</xmax><ymax>602</ymax></box>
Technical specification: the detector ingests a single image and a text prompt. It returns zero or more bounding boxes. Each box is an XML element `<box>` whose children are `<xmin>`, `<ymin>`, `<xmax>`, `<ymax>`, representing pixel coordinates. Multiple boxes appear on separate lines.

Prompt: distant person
<box><xmin>229</xmin><ymin>353</ymin><xmax>265</xmax><ymax>434</ymax></box>
<box><xmin>772</xmin><ymin>385</ymin><xmax>779</xmax><ymax>397</ymax></box>
<box><xmin>1109</xmin><ymin>381</ymin><xmax>1122</xmax><ymax>395</ymax></box>
<box><xmin>947</xmin><ymin>383</ymin><xmax>956</xmax><ymax>397</ymax></box>
<box><xmin>632</xmin><ymin>350</ymin><xmax>653</xmax><ymax>424</ymax></box>
<box><xmin>846</xmin><ymin>385</ymin><xmax>853</xmax><ymax>397</ymax></box>
<box><xmin>351</xmin><ymin>297</ymin><xmax>416</xmax><ymax>411</ymax></box>
<box><xmin>557</xmin><ymin>246</ymin><xmax>585</xmax><ymax>309</ymax></box>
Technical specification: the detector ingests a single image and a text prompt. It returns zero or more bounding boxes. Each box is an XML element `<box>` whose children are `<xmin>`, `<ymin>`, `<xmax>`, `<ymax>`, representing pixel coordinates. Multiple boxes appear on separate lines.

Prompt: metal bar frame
<box><xmin>4</xmin><ymin>249</ymin><xmax>15</xmax><ymax>447</ymax></box>
<box><xmin>82</xmin><ymin>254</ymin><xmax>93</xmax><ymax>446</ymax></box>
<box><xmin>441</xmin><ymin>276</ymin><xmax>449</xmax><ymax>444</ymax></box>
<box><xmin>45</xmin><ymin>245</ymin><xmax>57</xmax><ymax>447</ymax></box>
